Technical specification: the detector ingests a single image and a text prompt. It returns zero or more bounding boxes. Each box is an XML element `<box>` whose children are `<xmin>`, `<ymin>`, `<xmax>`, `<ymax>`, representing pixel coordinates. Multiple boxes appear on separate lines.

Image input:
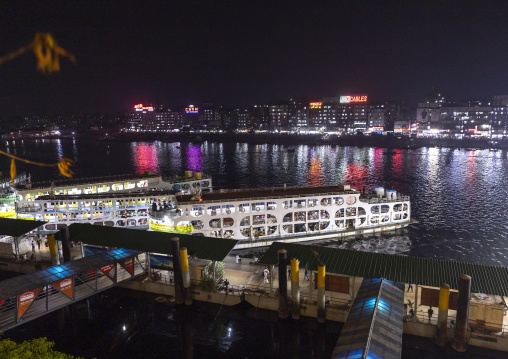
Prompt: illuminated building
<box><xmin>269</xmin><ymin>103</ymin><xmax>289</xmax><ymax>130</ymax></box>
<box><xmin>202</xmin><ymin>103</ymin><xmax>221</xmax><ymax>128</ymax></box>
<box><xmin>232</xmin><ymin>108</ymin><xmax>253</xmax><ymax>129</ymax></box>
<box><xmin>127</xmin><ymin>104</ymin><xmax>182</xmax><ymax>131</ymax></box>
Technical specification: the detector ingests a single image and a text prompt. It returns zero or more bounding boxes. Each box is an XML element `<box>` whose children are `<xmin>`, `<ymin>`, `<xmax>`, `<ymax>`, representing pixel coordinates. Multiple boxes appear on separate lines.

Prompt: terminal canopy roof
<box><xmin>62</xmin><ymin>223</ymin><xmax>238</xmax><ymax>262</ymax></box>
<box><xmin>260</xmin><ymin>242</ymin><xmax>508</xmax><ymax>297</ymax></box>
<box><xmin>0</xmin><ymin>218</ymin><xmax>46</xmax><ymax>237</ymax></box>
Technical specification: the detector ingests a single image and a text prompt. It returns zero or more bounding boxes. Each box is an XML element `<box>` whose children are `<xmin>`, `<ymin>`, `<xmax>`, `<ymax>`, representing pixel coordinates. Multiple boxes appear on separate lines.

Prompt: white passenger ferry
<box><xmin>148</xmin><ymin>184</ymin><xmax>411</xmax><ymax>248</ymax></box>
<box><xmin>14</xmin><ymin>171</ymin><xmax>212</xmax><ymax>232</ymax></box>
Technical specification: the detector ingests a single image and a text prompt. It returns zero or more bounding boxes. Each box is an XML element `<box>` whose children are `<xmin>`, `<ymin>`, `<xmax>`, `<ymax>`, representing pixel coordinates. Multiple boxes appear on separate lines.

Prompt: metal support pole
<box><xmin>452</xmin><ymin>274</ymin><xmax>471</xmax><ymax>353</ymax></box>
<box><xmin>309</xmin><ymin>270</ymin><xmax>314</xmax><ymax>303</ymax></box>
<box><xmin>172</xmin><ymin>237</ymin><xmax>184</xmax><ymax>305</ymax></box>
<box><xmin>48</xmin><ymin>234</ymin><xmax>59</xmax><ymax>266</ymax></box>
<box><xmin>80</xmin><ymin>241</ymin><xmax>85</xmax><ymax>259</ymax></box>
<box><xmin>270</xmin><ymin>264</ymin><xmax>274</xmax><ymax>296</ymax></box>
<box><xmin>181</xmin><ymin>247</ymin><xmax>192</xmax><ymax>305</ymax></box>
<box><xmin>146</xmin><ymin>252</ymin><xmax>151</xmax><ymax>275</ymax></box>
<box><xmin>291</xmin><ymin>258</ymin><xmax>300</xmax><ymax>319</ymax></box>
<box><xmin>278</xmin><ymin>249</ymin><xmax>288</xmax><ymax>319</ymax></box>
<box><xmin>317</xmin><ymin>264</ymin><xmax>326</xmax><ymax>323</ymax></box>
<box><xmin>60</xmin><ymin>225</ymin><xmax>71</xmax><ymax>262</ymax></box>
<box><xmin>436</xmin><ymin>283</ymin><xmax>450</xmax><ymax>346</ymax></box>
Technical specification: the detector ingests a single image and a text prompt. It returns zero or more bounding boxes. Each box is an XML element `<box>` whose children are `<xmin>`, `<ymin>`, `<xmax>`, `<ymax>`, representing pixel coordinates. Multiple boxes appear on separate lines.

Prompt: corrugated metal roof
<box><xmin>259</xmin><ymin>242</ymin><xmax>508</xmax><ymax>297</ymax></box>
<box><xmin>0</xmin><ymin>218</ymin><xmax>46</xmax><ymax>237</ymax></box>
<box><xmin>0</xmin><ymin>248</ymin><xmax>142</xmax><ymax>300</ymax></box>
<box><xmin>62</xmin><ymin>223</ymin><xmax>238</xmax><ymax>261</ymax></box>
<box><xmin>332</xmin><ymin>278</ymin><xmax>404</xmax><ymax>359</ymax></box>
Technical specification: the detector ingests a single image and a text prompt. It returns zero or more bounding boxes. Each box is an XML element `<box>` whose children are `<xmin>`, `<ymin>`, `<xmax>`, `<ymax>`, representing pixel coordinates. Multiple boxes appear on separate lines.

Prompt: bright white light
<box><xmin>122</xmin><ymin>324</ymin><xmax>127</xmax><ymax>331</ymax></box>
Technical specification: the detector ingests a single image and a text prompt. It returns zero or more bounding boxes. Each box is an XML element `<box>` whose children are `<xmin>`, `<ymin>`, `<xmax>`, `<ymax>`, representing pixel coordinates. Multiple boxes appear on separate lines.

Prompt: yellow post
<box><xmin>291</xmin><ymin>258</ymin><xmax>300</xmax><ymax>319</ymax></box>
<box><xmin>48</xmin><ymin>234</ymin><xmax>59</xmax><ymax>265</ymax></box>
<box><xmin>317</xmin><ymin>264</ymin><xmax>326</xmax><ymax>323</ymax></box>
<box><xmin>180</xmin><ymin>247</ymin><xmax>192</xmax><ymax>305</ymax></box>
<box><xmin>436</xmin><ymin>283</ymin><xmax>450</xmax><ymax>346</ymax></box>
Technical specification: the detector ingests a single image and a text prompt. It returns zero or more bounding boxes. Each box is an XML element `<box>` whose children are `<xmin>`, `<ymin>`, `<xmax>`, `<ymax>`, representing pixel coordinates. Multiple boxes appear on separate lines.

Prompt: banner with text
<box><xmin>51</xmin><ymin>277</ymin><xmax>74</xmax><ymax>299</ymax></box>
<box><xmin>100</xmin><ymin>263</ymin><xmax>116</xmax><ymax>280</ymax></box>
<box><xmin>119</xmin><ymin>257</ymin><xmax>134</xmax><ymax>275</ymax></box>
<box><xmin>18</xmin><ymin>288</ymin><xmax>42</xmax><ymax>320</ymax></box>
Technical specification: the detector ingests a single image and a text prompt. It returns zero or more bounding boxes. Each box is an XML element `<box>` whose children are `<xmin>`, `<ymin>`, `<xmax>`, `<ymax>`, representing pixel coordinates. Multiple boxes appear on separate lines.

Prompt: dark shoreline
<box><xmin>93</xmin><ymin>132</ymin><xmax>507</xmax><ymax>150</ymax></box>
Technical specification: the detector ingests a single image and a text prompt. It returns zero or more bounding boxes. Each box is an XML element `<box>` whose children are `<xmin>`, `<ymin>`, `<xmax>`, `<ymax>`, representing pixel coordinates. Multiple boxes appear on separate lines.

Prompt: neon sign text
<box><xmin>185</xmin><ymin>106</ymin><xmax>199</xmax><ymax>114</ymax></box>
<box><xmin>340</xmin><ymin>95</ymin><xmax>368</xmax><ymax>103</ymax></box>
<box><xmin>134</xmin><ymin>104</ymin><xmax>154</xmax><ymax>111</ymax></box>
<box><xmin>310</xmin><ymin>102</ymin><xmax>322</xmax><ymax>109</ymax></box>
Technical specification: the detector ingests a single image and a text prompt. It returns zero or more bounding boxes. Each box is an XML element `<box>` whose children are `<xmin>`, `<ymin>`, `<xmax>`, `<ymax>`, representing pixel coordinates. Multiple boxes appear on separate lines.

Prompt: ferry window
<box><xmin>320</xmin><ymin>210</ymin><xmax>330</xmax><ymax>219</ymax></box>
<box><xmin>267</xmin><ymin>226</ymin><xmax>277</xmax><ymax>235</ymax></box>
<box><xmin>346</xmin><ymin>196</ymin><xmax>356</xmax><ymax>205</ymax></box>
<box><xmin>334</xmin><ymin>197</ymin><xmax>344</xmax><ymax>206</ymax></box>
<box><xmin>223</xmin><ymin>218</ymin><xmax>234</xmax><ymax>227</ymax></box>
<box><xmin>308</xmin><ymin>199</ymin><xmax>318</xmax><ymax>207</ymax></box>
<box><xmin>202</xmin><ymin>181</ymin><xmax>210</xmax><ymax>187</ymax></box>
<box><xmin>251</xmin><ymin>202</ymin><xmax>265</xmax><ymax>212</ymax></box>
<box><xmin>283</xmin><ymin>213</ymin><xmax>293</xmax><ymax>223</ymax></box>
<box><xmin>308</xmin><ymin>210</ymin><xmax>319</xmax><ymax>220</ymax></box>
<box><xmin>137</xmin><ymin>180</ymin><xmax>148</xmax><ymax>188</ymax></box>
<box><xmin>124</xmin><ymin>182</ymin><xmax>135</xmax><ymax>190</ymax></box>
<box><xmin>335</xmin><ymin>220</ymin><xmax>345</xmax><ymax>228</ymax></box>
<box><xmin>335</xmin><ymin>209</ymin><xmax>344</xmax><ymax>218</ymax></box>
<box><xmin>294</xmin><ymin>223</ymin><xmax>306</xmax><ymax>233</ymax></box>
<box><xmin>252</xmin><ymin>226</ymin><xmax>264</xmax><ymax>237</ymax></box>
<box><xmin>308</xmin><ymin>222</ymin><xmax>319</xmax><ymax>231</ymax></box>
<box><xmin>192</xmin><ymin>206</ymin><xmax>204</xmax><ymax>216</ymax></box>
<box><xmin>222</xmin><ymin>205</ymin><xmax>235</xmax><ymax>215</ymax></box>
<box><xmin>371</xmin><ymin>206</ymin><xmax>379</xmax><ymax>214</ymax></box>
<box><xmin>295</xmin><ymin>211</ymin><xmax>306</xmax><ymax>222</ymax></box>
<box><xmin>267</xmin><ymin>214</ymin><xmax>277</xmax><ymax>224</ymax></box>
<box><xmin>253</xmin><ymin>215</ymin><xmax>265</xmax><ymax>225</ymax></box>
<box><xmin>346</xmin><ymin>208</ymin><xmax>357</xmax><ymax>217</ymax></box>
<box><xmin>320</xmin><ymin>221</ymin><xmax>330</xmax><ymax>230</ymax></box>
<box><xmin>267</xmin><ymin>202</ymin><xmax>277</xmax><ymax>210</ymax></box>
<box><xmin>208</xmin><ymin>206</ymin><xmax>220</xmax><ymax>216</ymax></box>
<box><xmin>283</xmin><ymin>200</ymin><xmax>292</xmax><ymax>209</ymax></box>
<box><xmin>240</xmin><ymin>228</ymin><xmax>251</xmax><ymax>238</ymax></box>
<box><xmin>370</xmin><ymin>216</ymin><xmax>379</xmax><ymax>224</ymax></box>
<box><xmin>240</xmin><ymin>216</ymin><xmax>250</xmax><ymax>226</ymax></box>
<box><xmin>112</xmin><ymin>183</ymin><xmax>124</xmax><ymax>191</ymax></box>
<box><xmin>403</xmin><ymin>204</ymin><xmax>408</xmax><ymax>211</ymax></box>
<box><xmin>282</xmin><ymin>224</ymin><xmax>293</xmax><ymax>234</ymax></box>
<box><xmin>295</xmin><ymin>200</ymin><xmax>306</xmax><ymax>208</ymax></box>
<box><xmin>381</xmin><ymin>205</ymin><xmax>389</xmax><ymax>213</ymax></box>
<box><xmin>393</xmin><ymin>204</ymin><xmax>402</xmax><ymax>212</ymax></box>
<box><xmin>191</xmin><ymin>220</ymin><xmax>203</xmax><ymax>229</ymax></box>
<box><xmin>98</xmin><ymin>185</ymin><xmax>110</xmax><ymax>193</ymax></box>
<box><xmin>358</xmin><ymin>207</ymin><xmax>366</xmax><ymax>216</ymax></box>
<box><xmin>224</xmin><ymin>230</ymin><xmax>234</xmax><ymax>239</ymax></box>
<box><xmin>320</xmin><ymin>198</ymin><xmax>331</xmax><ymax>206</ymax></box>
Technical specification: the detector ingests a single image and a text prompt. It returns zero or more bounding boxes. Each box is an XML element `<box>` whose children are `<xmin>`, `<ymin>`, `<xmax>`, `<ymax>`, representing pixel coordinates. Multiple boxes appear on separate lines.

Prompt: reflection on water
<box><xmin>4</xmin><ymin>139</ymin><xmax>508</xmax><ymax>265</ymax></box>
<box><xmin>322</xmin><ymin>235</ymin><xmax>412</xmax><ymax>255</ymax></box>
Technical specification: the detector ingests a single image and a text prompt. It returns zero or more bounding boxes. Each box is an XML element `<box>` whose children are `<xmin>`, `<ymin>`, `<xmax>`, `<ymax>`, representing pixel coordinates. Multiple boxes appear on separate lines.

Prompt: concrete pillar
<box><xmin>60</xmin><ymin>225</ymin><xmax>71</xmax><ymax>263</ymax></box>
<box><xmin>180</xmin><ymin>247</ymin><xmax>192</xmax><ymax>305</ymax></box>
<box><xmin>48</xmin><ymin>234</ymin><xmax>59</xmax><ymax>265</ymax></box>
<box><xmin>317</xmin><ymin>264</ymin><xmax>326</xmax><ymax>323</ymax></box>
<box><xmin>436</xmin><ymin>283</ymin><xmax>450</xmax><ymax>346</ymax></box>
<box><xmin>290</xmin><ymin>258</ymin><xmax>300</xmax><ymax>319</ymax></box>
<box><xmin>278</xmin><ymin>249</ymin><xmax>289</xmax><ymax>319</ymax></box>
<box><xmin>171</xmin><ymin>237</ymin><xmax>184</xmax><ymax>305</ymax></box>
<box><xmin>80</xmin><ymin>241</ymin><xmax>85</xmax><ymax>259</ymax></box>
<box><xmin>452</xmin><ymin>275</ymin><xmax>471</xmax><ymax>352</ymax></box>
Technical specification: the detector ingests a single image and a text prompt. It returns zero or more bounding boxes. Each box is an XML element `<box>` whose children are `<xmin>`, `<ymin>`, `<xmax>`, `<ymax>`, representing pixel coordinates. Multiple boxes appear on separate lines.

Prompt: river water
<box><xmin>4</xmin><ymin>138</ymin><xmax>508</xmax><ymax>265</ymax></box>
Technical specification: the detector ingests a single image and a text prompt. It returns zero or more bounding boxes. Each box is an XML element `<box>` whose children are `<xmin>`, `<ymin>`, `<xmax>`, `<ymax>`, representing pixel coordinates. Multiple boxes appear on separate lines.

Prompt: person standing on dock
<box><xmin>287</xmin><ymin>267</ymin><xmax>291</xmax><ymax>280</ymax></box>
<box><xmin>31</xmin><ymin>240</ymin><xmax>35</xmax><ymax>252</ymax></box>
<box><xmin>236</xmin><ymin>255</ymin><xmax>240</xmax><ymax>263</ymax></box>
<box><xmin>428</xmin><ymin>306</ymin><xmax>434</xmax><ymax>323</ymax></box>
<box><xmin>263</xmin><ymin>267</ymin><xmax>269</xmax><ymax>283</ymax></box>
<box><xmin>407</xmin><ymin>283</ymin><xmax>413</xmax><ymax>292</ymax></box>
<box><xmin>304</xmin><ymin>268</ymin><xmax>310</xmax><ymax>281</ymax></box>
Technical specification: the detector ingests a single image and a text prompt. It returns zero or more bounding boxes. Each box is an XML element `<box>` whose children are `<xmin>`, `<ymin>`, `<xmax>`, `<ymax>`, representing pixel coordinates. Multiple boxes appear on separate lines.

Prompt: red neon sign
<box><xmin>340</xmin><ymin>95</ymin><xmax>368</xmax><ymax>103</ymax></box>
<box><xmin>310</xmin><ymin>102</ymin><xmax>322</xmax><ymax>109</ymax></box>
<box><xmin>134</xmin><ymin>104</ymin><xmax>154</xmax><ymax>111</ymax></box>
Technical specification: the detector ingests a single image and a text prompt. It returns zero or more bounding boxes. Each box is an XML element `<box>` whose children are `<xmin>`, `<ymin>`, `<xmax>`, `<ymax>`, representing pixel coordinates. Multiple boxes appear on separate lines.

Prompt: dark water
<box><xmin>4</xmin><ymin>138</ymin><xmax>508</xmax><ymax>265</ymax></box>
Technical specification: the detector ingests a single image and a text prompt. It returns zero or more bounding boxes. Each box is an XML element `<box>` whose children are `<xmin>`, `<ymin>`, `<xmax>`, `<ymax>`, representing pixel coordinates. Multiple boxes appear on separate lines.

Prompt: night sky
<box><xmin>1</xmin><ymin>1</ymin><xmax>507</xmax><ymax>117</ymax></box>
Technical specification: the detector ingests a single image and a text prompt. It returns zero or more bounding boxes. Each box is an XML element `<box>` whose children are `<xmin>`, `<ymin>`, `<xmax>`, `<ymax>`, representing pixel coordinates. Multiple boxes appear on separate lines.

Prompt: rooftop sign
<box><xmin>340</xmin><ymin>95</ymin><xmax>368</xmax><ymax>104</ymax></box>
<box><xmin>185</xmin><ymin>105</ymin><xmax>199</xmax><ymax>114</ymax></box>
<box><xmin>310</xmin><ymin>102</ymin><xmax>323</xmax><ymax>109</ymax></box>
<box><xmin>134</xmin><ymin>104</ymin><xmax>154</xmax><ymax>111</ymax></box>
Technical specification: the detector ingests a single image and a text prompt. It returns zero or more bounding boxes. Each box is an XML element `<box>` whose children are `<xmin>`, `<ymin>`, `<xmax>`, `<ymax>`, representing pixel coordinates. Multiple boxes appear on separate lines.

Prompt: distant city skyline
<box><xmin>1</xmin><ymin>2</ymin><xmax>507</xmax><ymax>118</ymax></box>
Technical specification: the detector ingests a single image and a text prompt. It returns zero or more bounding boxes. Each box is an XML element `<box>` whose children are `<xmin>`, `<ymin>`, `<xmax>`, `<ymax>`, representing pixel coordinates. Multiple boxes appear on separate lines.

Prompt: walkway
<box><xmin>0</xmin><ymin>248</ymin><xmax>145</xmax><ymax>333</ymax></box>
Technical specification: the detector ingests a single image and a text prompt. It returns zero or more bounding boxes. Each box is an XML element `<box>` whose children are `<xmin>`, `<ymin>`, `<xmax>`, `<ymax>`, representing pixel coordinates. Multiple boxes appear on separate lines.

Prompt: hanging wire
<box><xmin>0</xmin><ymin>150</ymin><xmax>74</xmax><ymax>185</ymax></box>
